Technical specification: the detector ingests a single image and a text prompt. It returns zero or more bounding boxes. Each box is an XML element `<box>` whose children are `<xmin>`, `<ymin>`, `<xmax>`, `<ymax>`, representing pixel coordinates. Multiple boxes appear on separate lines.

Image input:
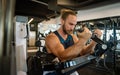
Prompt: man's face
<box><xmin>62</xmin><ymin>15</ymin><xmax>77</xmax><ymax>34</ymax></box>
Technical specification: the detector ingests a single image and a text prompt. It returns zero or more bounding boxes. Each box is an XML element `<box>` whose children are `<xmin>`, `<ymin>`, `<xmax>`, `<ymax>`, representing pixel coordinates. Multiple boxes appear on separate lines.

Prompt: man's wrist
<box><xmin>78</xmin><ymin>38</ymin><xmax>88</xmax><ymax>45</ymax></box>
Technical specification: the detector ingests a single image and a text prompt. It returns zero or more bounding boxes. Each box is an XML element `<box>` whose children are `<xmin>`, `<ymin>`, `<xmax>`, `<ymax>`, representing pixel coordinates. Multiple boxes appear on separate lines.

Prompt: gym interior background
<box><xmin>0</xmin><ymin>0</ymin><xmax>120</xmax><ymax>75</ymax></box>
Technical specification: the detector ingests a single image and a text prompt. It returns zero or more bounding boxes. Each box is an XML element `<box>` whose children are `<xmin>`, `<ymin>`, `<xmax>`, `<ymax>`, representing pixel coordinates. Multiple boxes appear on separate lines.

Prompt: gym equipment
<box><xmin>27</xmin><ymin>17</ymin><xmax>120</xmax><ymax>75</ymax></box>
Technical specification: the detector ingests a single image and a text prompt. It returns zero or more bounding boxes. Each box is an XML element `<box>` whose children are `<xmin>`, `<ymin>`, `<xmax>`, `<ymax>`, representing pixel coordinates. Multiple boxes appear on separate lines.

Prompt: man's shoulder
<box><xmin>45</xmin><ymin>32</ymin><xmax>58</xmax><ymax>41</ymax></box>
<box><xmin>46</xmin><ymin>32</ymin><xmax>56</xmax><ymax>37</ymax></box>
<box><xmin>45</xmin><ymin>32</ymin><xmax>60</xmax><ymax>47</ymax></box>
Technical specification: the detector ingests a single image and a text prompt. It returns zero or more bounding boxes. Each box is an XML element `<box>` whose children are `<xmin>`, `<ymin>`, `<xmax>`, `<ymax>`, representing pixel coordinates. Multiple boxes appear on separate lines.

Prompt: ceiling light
<box><xmin>28</xmin><ymin>18</ymin><xmax>34</xmax><ymax>24</ymax></box>
<box><xmin>31</xmin><ymin>0</ymin><xmax>48</xmax><ymax>6</ymax></box>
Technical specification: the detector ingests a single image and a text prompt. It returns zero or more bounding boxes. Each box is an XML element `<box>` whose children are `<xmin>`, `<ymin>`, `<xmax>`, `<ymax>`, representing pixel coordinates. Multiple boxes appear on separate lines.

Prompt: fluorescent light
<box><xmin>31</xmin><ymin>0</ymin><xmax>48</xmax><ymax>6</ymax></box>
<box><xmin>27</xmin><ymin>49</ymin><xmax>38</xmax><ymax>53</ymax></box>
<box><xmin>28</xmin><ymin>18</ymin><xmax>34</xmax><ymax>24</ymax></box>
<box><xmin>89</xmin><ymin>22</ymin><xmax>94</xmax><ymax>25</ymax></box>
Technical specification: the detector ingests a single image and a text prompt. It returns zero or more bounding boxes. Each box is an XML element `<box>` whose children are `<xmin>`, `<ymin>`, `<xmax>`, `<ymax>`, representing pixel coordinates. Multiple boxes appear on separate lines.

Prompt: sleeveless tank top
<box><xmin>54</xmin><ymin>31</ymin><xmax>74</xmax><ymax>49</ymax></box>
<box><xmin>47</xmin><ymin>31</ymin><xmax>75</xmax><ymax>61</ymax></box>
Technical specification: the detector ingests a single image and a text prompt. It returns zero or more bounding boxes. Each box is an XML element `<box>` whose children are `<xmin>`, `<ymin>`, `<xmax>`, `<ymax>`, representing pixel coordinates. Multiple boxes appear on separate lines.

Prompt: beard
<box><xmin>63</xmin><ymin>24</ymin><xmax>73</xmax><ymax>34</ymax></box>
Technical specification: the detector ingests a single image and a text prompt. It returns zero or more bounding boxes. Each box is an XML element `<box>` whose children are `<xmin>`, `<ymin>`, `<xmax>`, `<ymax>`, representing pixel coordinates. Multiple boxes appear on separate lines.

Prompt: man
<box><xmin>45</xmin><ymin>9</ymin><xmax>102</xmax><ymax>75</ymax></box>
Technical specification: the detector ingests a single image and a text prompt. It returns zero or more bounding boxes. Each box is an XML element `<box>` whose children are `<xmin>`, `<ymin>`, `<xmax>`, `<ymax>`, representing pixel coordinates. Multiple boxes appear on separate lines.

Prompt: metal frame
<box><xmin>0</xmin><ymin>0</ymin><xmax>16</xmax><ymax>75</ymax></box>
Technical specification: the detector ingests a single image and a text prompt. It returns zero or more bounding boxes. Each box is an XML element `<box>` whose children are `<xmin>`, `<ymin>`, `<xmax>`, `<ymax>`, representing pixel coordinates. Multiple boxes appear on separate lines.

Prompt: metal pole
<box><xmin>0</xmin><ymin>0</ymin><xmax>16</xmax><ymax>75</ymax></box>
<box><xmin>3</xmin><ymin>0</ymin><xmax>15</xmax><ymax>57</ymax></box>
<box><xmin>103</xmin><ymin>20</ymin><xmax>107</xmax><ymax>43</ymax></box>
<box><xmin>0</xmin><ymin>0</ymin><xmax>6</xmax><ymax>74</ymax></box>
<box><xmin>111</xmin><ymin>18</ymin><xmax>117</xmax><ymax>75</ymax></box>
<box><xmin>0</xmin><ymin>0</ymin><xmax>5</xmax><ymax>56</ymax></box>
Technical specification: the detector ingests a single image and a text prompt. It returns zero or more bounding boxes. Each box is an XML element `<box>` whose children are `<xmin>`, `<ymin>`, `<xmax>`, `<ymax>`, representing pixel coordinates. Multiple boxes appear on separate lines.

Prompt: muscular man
<box><xmin>45</xmin><ymin>9</ymin><xmax>102</xmax><ymax>75</ymax></box>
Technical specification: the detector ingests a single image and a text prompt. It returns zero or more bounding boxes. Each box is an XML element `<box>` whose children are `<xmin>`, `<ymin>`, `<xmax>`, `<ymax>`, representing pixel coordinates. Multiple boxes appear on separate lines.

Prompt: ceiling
<box><xmin>15</xmin><ymin>0</ymin><xmax>120</xmax><ymax>23</ymax></box>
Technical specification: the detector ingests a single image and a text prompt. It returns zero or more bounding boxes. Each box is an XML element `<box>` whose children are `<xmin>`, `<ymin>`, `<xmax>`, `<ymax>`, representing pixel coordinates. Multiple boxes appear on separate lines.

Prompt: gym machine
<box><xmin>76</xmin><ymin>17</ymin><xmax>120</xmax><ymax>75</ymax></box>
<box><xmin>27</xmin><ymin>17</ymin><xmax>120</xmax><ymax>75</ymax></box>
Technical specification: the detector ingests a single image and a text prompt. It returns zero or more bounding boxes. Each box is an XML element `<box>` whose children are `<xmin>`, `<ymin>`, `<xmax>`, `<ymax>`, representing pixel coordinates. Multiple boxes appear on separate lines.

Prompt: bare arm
<box><xmin>45</xmin><ymin>27</ymin><xmax>94</xmax><ymax>61</ymax></box>
<box><xmin>80</xmin><ymin>40</ymin><xmax>97</xmax><ymax>55</ymax></box>
<box><xmin>45</xmin><ymin>33</ymin><xmax>87</xmax><ymax>61</ymax></box>
<box><xmin>80</xmin><ymin>29</ymin><xmax>102</xmax><ymax>55</ymax></box>
<box><xmin>72</xmin><ymin>34</ymin><xmax>97</xmax><ymax>55</ymax></box>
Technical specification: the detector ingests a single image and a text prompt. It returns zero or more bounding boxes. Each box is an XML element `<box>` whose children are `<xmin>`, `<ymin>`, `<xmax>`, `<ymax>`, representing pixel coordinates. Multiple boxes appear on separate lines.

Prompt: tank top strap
<box><xmin>54</xmin><ymin>31</ymin><xmax>74</xmax><ymax>49</ymax></box>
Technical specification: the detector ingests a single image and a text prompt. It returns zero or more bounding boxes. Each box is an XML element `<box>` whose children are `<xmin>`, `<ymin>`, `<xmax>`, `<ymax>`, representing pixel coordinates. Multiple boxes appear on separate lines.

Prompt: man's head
<box><xmin>60</xmin><ymin>9</ymin><xmax>77</xmax><ymax>34</ymax></box>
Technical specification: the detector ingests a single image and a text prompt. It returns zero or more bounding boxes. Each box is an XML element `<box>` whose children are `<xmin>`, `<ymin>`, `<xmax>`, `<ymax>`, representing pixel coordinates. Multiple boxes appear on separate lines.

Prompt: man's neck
<box><xmin>58</xmin><ymin>28</ymin><xmax>68</xmax><ymax>40</ymax></box>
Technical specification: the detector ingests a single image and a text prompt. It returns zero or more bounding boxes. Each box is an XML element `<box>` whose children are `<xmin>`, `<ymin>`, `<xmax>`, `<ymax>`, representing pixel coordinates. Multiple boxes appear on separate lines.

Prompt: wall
<box><xmin>15</xmin><ymin>16</ymin><xmax>28</xmax><ymax>75</ymax></box>
<box><xmin>38</xmin><ymin>17</ymin><xmax>61</xmax><ymax>34</ymax></box>
<box><xmin>41</xmin><ymin>2</ymin><xmax>120</xmax><ymax>24</ymax></box>
<box><xmin>77</xmin><ymin>2</ymin><xmax>120</xmax><ymax>21</ymax></box>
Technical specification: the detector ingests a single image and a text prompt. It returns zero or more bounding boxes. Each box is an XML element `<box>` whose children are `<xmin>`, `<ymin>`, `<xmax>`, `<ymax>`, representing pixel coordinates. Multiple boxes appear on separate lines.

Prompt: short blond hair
<box><xmin>60</xmin><ymin>9</ymin><xmax>76</xmax><ymax>20</ymax></box>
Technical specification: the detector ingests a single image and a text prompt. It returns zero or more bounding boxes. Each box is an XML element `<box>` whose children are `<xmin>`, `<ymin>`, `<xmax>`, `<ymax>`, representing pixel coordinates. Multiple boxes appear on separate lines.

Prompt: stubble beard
<box><xmin>63</xmin><ymin>24</ymin><xmax>73</xmax><ymax>35</ymax></box>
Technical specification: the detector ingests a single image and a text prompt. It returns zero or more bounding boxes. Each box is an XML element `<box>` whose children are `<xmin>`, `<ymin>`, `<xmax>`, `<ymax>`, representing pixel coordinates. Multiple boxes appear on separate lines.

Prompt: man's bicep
<box><xmin>45</xmin><ymin>35</ymin><xmax>64</xmax><ymax>57</ymax></box>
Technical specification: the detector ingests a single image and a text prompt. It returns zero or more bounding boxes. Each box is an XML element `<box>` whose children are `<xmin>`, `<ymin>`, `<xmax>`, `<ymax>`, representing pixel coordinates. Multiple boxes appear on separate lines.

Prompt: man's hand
<box><xmin>93</xmin><ymin>29</ymin><xmax>102</xmax><ymax>38</ymax></box>
<box><xmin>77</xmin><ymin>27</ymin><xmax>92</xmax><ymax>40</ymax></box>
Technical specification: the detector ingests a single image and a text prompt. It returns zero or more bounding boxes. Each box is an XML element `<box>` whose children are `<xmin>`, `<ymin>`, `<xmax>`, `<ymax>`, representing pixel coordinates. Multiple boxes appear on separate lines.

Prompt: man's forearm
<box><xmin>60</xmin><ymin>39</ymin><xmax>87</xmax><ymax>61</ymax></box>
<box><xmin>80</xmin><ymin>40</ymin><xmax>97</xmax><ymax>55</ymax></box>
